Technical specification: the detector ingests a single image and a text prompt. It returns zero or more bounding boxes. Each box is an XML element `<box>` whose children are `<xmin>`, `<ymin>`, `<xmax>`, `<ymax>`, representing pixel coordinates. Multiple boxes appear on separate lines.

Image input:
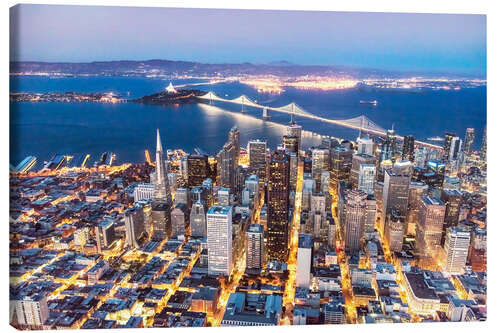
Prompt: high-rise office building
<box><xmin>228</xmin><ymin>126</ymin><xmax>240</xmax><ymax>165</ymax></box>
<box><xmin>385</xmin><ymin>209</ymin><xmax>404</xmax><ymax>252</ymax></box>
<box><xmin>246</xmin><ymin>224</ymin><xmax>265</xmax><ymax>272</ymax></box>
<box><xmin>381</xmin><ymin>128</ymin><xmax>397</xmax><ymax>162</ymax></box>
<box><xmin>312</xmin><ymin>148</ymin><xmax>330</xmax><ymax>192</ymax></box>
<box><xmin>207</xmin><ymin>206</ymin><xmax>233</xmax><ymax>276</ymax></box>
<box><xmin>448</xmin><ymin>136</ymin><xmax>462</xmax><ymax>162</ymax></box>
<box><xmin>358</xmin><ymin>164</ymin><xmax>376</xmax><ymax>195</ymax></box>
<box><xmin>187</xmin><ymin>154</ymin><xmax>210</xmax><ymax>188</ymax></box>
<box><xmin>124</xmin><ymin>207</ymin><xmax>145</xmax><ymax>248</ymax></box>
<box><xmin>407</xmin><ymin>182</ymin><xmax>428</xmax><ymax>235</ymax></box>
<box><xmin>470</xmin><ymin>226</ymin><xmax>486</xmax><ymax>272</ymax></box>
<box><xmin>414</xmin><ymin>147</ymin><xmax>428</xmax><ymax>168</ymax></box>
<box><xmin>296</xmin><ymin>234</ymin><xmax>313</xmax><ymax>288</ymax></box>
<box><xmin>174</xmin><ymin>187</ymin><xmax>190</xmax><ymax>206</ymax></box>
<box><xmin>283</xmin><ymin>135</ymin><xmax>300</xmax><ymax>154</ymax></box>
<box><xmin>416</xmin><ymin>196</ymin><xmax>446</xmax><ymax>264</ymax></box>
<box><xmin>344</xmin><ymin>190</ymin><xmax>367</xmax><ymax>253</ymax></box>
<box><xmin>289</xmin><ymin>152</ymin><xmax>299</xmax><ymax>191</ymax></box>
<box><xmin>443</xmin><ymin>132</ymin><xmax>456</xmax><ymax>161</ymax></box>
<box><xmin>350</xmin><ymin>153</ymin><xmax>377</xmax><ymax>190</ymax></box>
<box><xmin>381</xmin><ymin>169</ymin><xmax>410</xmax><ymax>236</ymax></box>
<box><xmin>133</xmin><ymin>183</ymin><xmax>155</xmax><ymax>202</ymax></box>
<box><xmin>443</xmin><ymin>227</ymin><xmax>471</xmax><ymax>275</ymax></box>
<box><xmin>356</xmin><ymin>135</ymin><xmax>374</xmax><ymax>156</ymax></box>
<box><xmin>480</xmin><ymin>125</ymin><xmax>487</xmax><ymax>161</ymax></box>
<box><xmin>364</xmin><ymin>194</ymin><xmax>377</xmax><ymax>235</ymax></box>
<box><xmin>440</xmin><ymin>189</ymin><xmax>463</xmax><ymax>242</ymax></box>
<box><xmin>217</xmin><ymin>141</ymin><xmax>236</xmax><ymax>190</ymax></box>
<box><xmin>153</xmin><ymin>129</ymin><xmax>172</xmax><ymax>204</ymax></box>
<box><xmin>248</xmin><ymin>140</ymin><xmax>267</xmax><ymax>186</ymax></box>
<box><xmin>267</xmin><ymin>150</ymin><xmax>290</xmax><ymax>262</ymax></box>
<box><xmin>463</xmin><ymin>128</ymin><xmax>475</xmax><ymax>155</ymax></box>
<box><xmin>190</xmin><ymin>200</ymin><xmax>206</xmax><ymax>237</ymax></box>
<box><xmin>377</xmin><ymin>159</ymin><xmax>393</xmax><ymax>182</ymax></box>
<box><xmin>285</xmin><ymin>122</ymin><xmax>302</xmax><ymax>152</ymax></box>
<box><xmin>151</xmin><ymin>201</ymin><xmax>171</xmax><ymax>240</ymax></box>
<box><xmin>331</xmin><ymin>147</ymin><xmax>352</xmax><ymax>194</ymax></box>
<box><xmin>171</xmin><ymin>203</ymin><xmax>188</xmax><ymax>238</ymax></box>
<box><xmin>402</xmin><ymin>135</ymin><xmax>415</xmax><ymax>161</ymax></box>
<box><xmin>95</xmin><ymin>218</ymin><xmax>116</xmax><ymax>253</ymax></box>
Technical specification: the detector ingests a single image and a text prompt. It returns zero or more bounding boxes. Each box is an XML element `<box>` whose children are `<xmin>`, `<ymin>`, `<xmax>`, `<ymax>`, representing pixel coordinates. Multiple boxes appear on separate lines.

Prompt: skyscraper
<box><xmin>350</xmin><ymin>153</ymin><xmax>377</xmax><ymax>190</ymax></box>
<box><xmin>480</xmin><ymin>125</ymin><xmax>487</xmax><ymax>161</ymax></box>
<box><xmin>331</xmin><ymin>147</ymin><xmax>352</xmax><ymax>194</ymax></box>
<box><xmin>416</xmin><ymin>196</ymin><xmax>445</xmax><ymax>265</ymax></box>
<box><xmin>190</xmin><ymin>200</ymin><xmax>207</xmax><ymax>237</ymax></box>
<box><xmin>217</xmin><ymin>141</ymin><xmax>236</xmax><ymax>190</ymax></box>
<box><xmin>151</xmin><ymin>201</ymin><xmax>171</xmax><ymax>240</ymax></box>
<box><xmin>285</xmin><ymin>122</ymin><xmax>302</xmax><ymax>152</ymax></box>
<box><xmin>153</xmin><ymin>129</ymin><xmax>171</xmax><ymax>203</ymax></box>
<box><xmin>311</xmin><ymin>148</ymin><xmax>330</xmax><ymax>192</ymax></box>
<box><xmin>248</xmin><ymin>140</ymin><xmax>267</xmax><ymax>186</ymax></box>
<box><xmin>267</xmin><ymin>150</ymin><xmax>290</xmax><ymax>262</ymax></box>
<box><xmin>463</xmin><ymin>128</ymin><xmax>475</xmax><ymax>155</ymax></box>
<box><xmin>344</xmin><ymin>189</ymin><xmax>367</xmax><ymax>253</ymax></box>
<box><xmin>296</xmin><ymin>234</ymin><xmax>313</xmax><ymax>288</ymax></box>
<box><xmin>228</xmin><ymin>126</ymin><xmax>240</xmax><ymax>166</ymax></box>
<box><xmin>356</xmin><ymin>135</ymin><xmax>374</xmax><ymax>156</ymax></box>
<box><xmin>443</xmin><ymin>132</ymin><xmax>456</xmax><ymax>161</ymax></box>
<box><xmin>440</xmin><ymin>189</ymin><xmax>463</xmax><ymax>243</ymax></box>
<box><xmin>95</xmin><ymin>218</ymin><xmax>116</xmax><ymax>253</ymax></box>
<box><xmin>207</xmin><ymin>206</ymin><xmax>233</xmax><ymax>276</ymax></box>
<box><xmin>381</xmin><ymin>128</ymin><xmax>397</xmax><ymax>162</ymax></box>
<box><xmin>402</xmin><ymin>135</ymin><xmax>415</xmax><ymax>161</ymax></box>
<box><xmin>448</xmin><ymin>136</ymin><xmax>462</xmax><ymax>162</ymax></box>
<box><xmin>187</xmin><ymin>154</ymin><xmax>210</xmax><ymax>188</ymax></box>
<box><xmin>282</xmin><ymin>135</ymin><xmax>300</xmax><ymax>154</ymax></box>
<box><xmin>246</xmin><ymin>224</ymin><xmax>265</xmax><ymax>272</ymax></box>
<box><xmin>381</xmin><ymin>168</ymin><xmax>410</xmax><ymax>237</ymax></box>
<box><xmin>124</xmin><ymin>207</ymin><xmax>145</xmax><ymax>248</ymax></box>
<box><xmin>171</xmin><ymin>203</ymin><xmax>188</xmax><ymax>238</ymax></box>
<box><xmin>443</xmin><ymin>227</ymin><xmax>470</xmax><ymax>275</ymax></box>
<box><xmin>385</xmin><ymin>209</ymin><xmax>404</xmax><ymax>252</ymax></box>
<box><xmin>358</xmin><ymin>164</ymin><xmax>376</xmax><ymax>195</ymax></box>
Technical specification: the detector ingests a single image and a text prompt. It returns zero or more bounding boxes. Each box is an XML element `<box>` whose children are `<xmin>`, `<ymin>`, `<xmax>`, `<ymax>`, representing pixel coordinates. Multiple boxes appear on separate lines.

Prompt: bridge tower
<box><xmin>209</xmin><ymin>92</ymin><xmax>213</xmax><ymax>105</ymax></box>
<box><xmin>241</xmin><ymin>96</ymin><xmax>246</xmax><ymax>113</ymax></box>
<box><xmin>263</xmin><ymin>107</ymin><xmax>270</xmax><ymax>120</ymax></box>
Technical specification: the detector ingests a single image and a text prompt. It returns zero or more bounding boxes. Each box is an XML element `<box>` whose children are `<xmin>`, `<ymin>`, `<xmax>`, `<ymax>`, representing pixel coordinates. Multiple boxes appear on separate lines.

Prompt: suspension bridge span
<box><xmin>197</xmin><ymin>91</ymin><xmax>442</xmax><ymax>150</ymax></box>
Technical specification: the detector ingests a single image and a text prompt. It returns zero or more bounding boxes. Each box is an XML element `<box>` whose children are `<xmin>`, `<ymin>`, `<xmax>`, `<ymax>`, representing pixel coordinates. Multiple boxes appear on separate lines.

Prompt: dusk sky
<box><xmin>10</xmin><ymin>4</ymin><xmax>486</xmax><ymax>75</ymax></box>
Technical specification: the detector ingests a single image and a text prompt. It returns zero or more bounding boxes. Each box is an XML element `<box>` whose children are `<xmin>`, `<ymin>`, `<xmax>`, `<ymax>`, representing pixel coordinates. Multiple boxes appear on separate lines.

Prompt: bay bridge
<box><xmin>197</xmin><ymin>91</ymin><xmax>443</xmax><ymax>150</ymax></box>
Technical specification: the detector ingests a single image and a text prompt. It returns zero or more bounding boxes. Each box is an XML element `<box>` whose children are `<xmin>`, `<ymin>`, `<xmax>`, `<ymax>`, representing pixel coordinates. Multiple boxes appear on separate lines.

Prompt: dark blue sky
<box><xmin>10</xmin><ymin>4</ymin><xmax>486</xmax><ymax>75</ymax></box>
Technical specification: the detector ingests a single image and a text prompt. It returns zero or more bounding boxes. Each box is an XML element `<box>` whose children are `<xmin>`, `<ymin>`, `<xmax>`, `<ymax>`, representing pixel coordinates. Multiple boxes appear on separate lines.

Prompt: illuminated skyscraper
<box><xmin>229</xmin><ymin>126</ymin><xmax>240</xmax><ymax>165</ymax></box>
<box><xmin>416</xmin><ymin>196</ymin><xmax>445</xmax><ymax>265</ymax></box>
<box><xmin>190</xmin><ymin>200</ymin><xmax>207</xmax><ymax>237</ymax></box>
<box><xmin>463</xmin><ymin>128</ymin><xmax>475</xmax><ymax>155</ymax></box>
<box><xmin>402</xmin><ymin>135</ymin><xmax>415</xmax><ymax>161</ymax></box>
<box><xmin>95</xmin><ymin>218</ymin><xmax>116</xmax><ymax>253</ymax></box>
<box><xmin>217</xmin><ymin>141</ymin><xmax>236</xmax><ymax>190</ymax></box>
<box><xmin>248</xmin><ymin>140</ymin><xmax>267</xmax><ymax>186</ymax></box>
<box><xmin>151</xmin><ymin>201</ymin><xmax>171</xmax><ymax>240</ymax></box>
<box><xmin>358</xmin><ymin>164</ymin><xmax>376</xmax><ymax>195</ymax></box>
<box><xmin>207</xmin><ymin>206</ymin><xmax>233</xmax><ymax>276</ymax></box>
<box><xmin>154</xmin><ymin>129</ymin><xmax>172</xmax><ymax>204</ymax></box>
<box><xmin>350</xmin><ymin>153</ymin><xmax>377</xmax><ymax>190</ymax></box>
<box><xmin>331</xmin><ymin>147</ymin><xmax>352</xmax><ymax>194</ymax></box>
<box><xmin>246</xmin><ymin>223</ymin><xmax>265</xmax><ymax>272</ymax></box>
<box><xmin>381</xmin><ymin>168</ymin><xmax>410</xmax><ymax>237</ymax></box>
<box><xmin>344</xmin><ymin>189</ymin><xmax>367</xmax><ymax>253</ymax></box>
<box><xmin>296</xmin><ymin>234</ymin><xmax>313</xmax><ymax>288</ymax></box>
<box><xmin>385</xmin><ymin>209</ymin><xmax>404</xmax><ymax>252</ymax></box>
<box><xmin>267</xmin><ymin>150</ymin><xmax>290</xmax><ymax>262</ymax></box>
<box><xmin>480</xmin><ymin>125</ymin><xmax>487</xmax><ymax>161</ymax></box>
<box><xmin>171</xmin><ymin>203</ymin><xmax>188</xmax><ymax>238</ymax></box>
<box><xmin>312</xmin><ymin>148</ymin><xmax>330</xmax><ymax>192</ymax></box>
<box><xmin>124</xmin><ymin>207</ymin><xmax>145</xmax><ymax>248</ymax></box>
<box><xmin>283</xmin><ymin>135</ymin><xmax>299</xmax><ymax>154</ymax></box>
<box><xmin>448</xmin><ymin>136</ymin><xmax>462</xmax><ymax>162</ymax></box>
<box><xmin>285</xmin><ymin>122</ymin><xmax>302</xmax><ymax>151</ymax></box>
<box><xmin>381</xmin><ymin>128</ymin><xmax>397</xmax><ymax>162</ymax></box>
<box><xmin>187</xmin><ymin>154</ymin><xmax>210</xmax><ymax>188</ymax></box>
<box><xmin>443</xmin><ymin>227</ymin><xmax>470</xmax><ymax>275</ymax></box>
<box><xmin>440</xmin><ymin>189</ymin><xmax>462</xmax><ymax>243</ymax></box>
<box><xmin>356</xmin><ymin>135</ymin><xmax>374</xmax><ymax>156</ymax></box>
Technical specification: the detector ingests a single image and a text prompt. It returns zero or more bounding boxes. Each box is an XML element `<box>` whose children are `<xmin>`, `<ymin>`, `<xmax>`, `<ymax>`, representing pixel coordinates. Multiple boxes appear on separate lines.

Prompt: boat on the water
<box><xmin>360</xmin><ymin>100</ymin><xmax>378</xmax><ymax>105</ymax></box>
